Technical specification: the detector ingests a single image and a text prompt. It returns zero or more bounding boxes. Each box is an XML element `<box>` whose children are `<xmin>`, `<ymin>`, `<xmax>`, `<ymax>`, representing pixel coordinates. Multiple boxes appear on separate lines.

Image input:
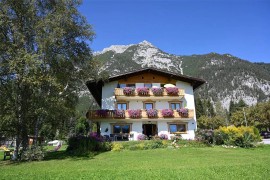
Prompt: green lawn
<box><xmin>1</xmin><ymin>146</ymin><xmax>270</xmax><ymax>179</ymax></box>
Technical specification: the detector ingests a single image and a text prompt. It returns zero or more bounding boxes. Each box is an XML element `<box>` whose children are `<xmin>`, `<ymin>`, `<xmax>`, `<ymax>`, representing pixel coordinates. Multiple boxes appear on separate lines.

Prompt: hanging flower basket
<box><xmin>123</xmin><ymin>87</ymin><xmax>135</xmax><ymax>95</ymax></box>
<box><xmin>146</xmin><ymin>109</ymin><xmax>158</xmax><ymax>118</ymax></box>
<box><xmin>128</xmin><ymin>109</ymin><xmax>141</xmax><ymax>118</ymax></box>
<box><xmin>136</xmin><ymin>87</ymin><xmax>149</xmax><ymax>95</ymax></box>
<box><xmin>161</xmin><ymin>109</ymin><xmax>174</xmax><ymax>117</ymax></box>
<box><xmin>96</xmin><ymin>109</ymin><xmax>108</xmax><ymax>117</ymax></box>
<box><xmin>114</xmin><ymin>109</ymin><xmax>125</xmax><ymax>118</ymax></box>
<box><xmin>177</xmin><ymin>108</ymin><xmax>189</xmax><ymax>117</ymax></box>
<box><xmin>165</xmin><ymin>87</ymin><xmax>179</xmax><ymax>96</ymax></box>
<box><xmin>151</xmin><ymin>87</ymin><xmax>163</xmax><ymax>96</ymax></box>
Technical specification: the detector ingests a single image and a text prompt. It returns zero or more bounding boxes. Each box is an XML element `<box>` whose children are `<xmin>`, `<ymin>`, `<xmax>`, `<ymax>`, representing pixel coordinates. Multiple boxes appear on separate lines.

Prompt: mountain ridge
<box><xmin>94</xmin><ymin>41</ymin><xmax>270</xmax><ymax>110</ymax></box>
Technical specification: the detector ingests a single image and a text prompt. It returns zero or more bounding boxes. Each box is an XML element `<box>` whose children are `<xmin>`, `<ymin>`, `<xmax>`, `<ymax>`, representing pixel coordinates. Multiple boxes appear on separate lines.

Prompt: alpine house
<box><xmin>86</xmin><ymin>68</ymin><xmax>205</xmax><ymax>140</ymax></box>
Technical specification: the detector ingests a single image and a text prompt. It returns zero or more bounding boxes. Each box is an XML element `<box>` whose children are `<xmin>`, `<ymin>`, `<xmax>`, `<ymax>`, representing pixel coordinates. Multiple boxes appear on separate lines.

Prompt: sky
<box><xmin>79</xmin><ymin>0</ymin><xmax>270</xmax><ymax>63</ymax></box>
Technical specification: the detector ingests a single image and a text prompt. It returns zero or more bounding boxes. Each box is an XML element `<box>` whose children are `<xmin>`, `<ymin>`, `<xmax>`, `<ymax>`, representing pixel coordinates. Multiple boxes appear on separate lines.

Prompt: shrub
<box><xmin>137</xmin><ymin>134</ymin><xmax>147</xmax><ymax>140</ymax></box>
<box><xmin>214</xmin><ymin>126</ymin><xmax>261</xmax><ymax>148</ymax></box>
<box><xmin>161</xmin><ymin>109</ymin><xmax>174</xmax><ymax>117</ymax></box>
<box><xmin>152</xmin><ymin>87</ymin><xmax>163</xmax><ymax>96</ymax></box>
<box><xmin>144</xmin><ymin>140</ymin><xmax>164</xmax><ymax>149</ymax></box>
<box><xmin>114</xmin><ymin>109</ymin><xmax>125</xmax><ymax>118</ymax></box>
<box><xmin>123</xmin><ymin>87</ymin><xmax>135</xmax><ymax>95</ymax></box>
<box><xmin>177</xmin><ymin>108</ymin><xmax>189</xmax><ymax>117</ymax></box>
<box><xmin>66</xmin><ymin>135</ymin><xmax>109</xmax><ymax>155</ymax></box>
<box><xmin>136</xmin><ymin>87</ymin><xmax>149</xmax><ymax>95</ymax></box>
<box><xmin>159</xmin><ymin>134</ymin><xmax>168</xmax><ymax>140</ymax></box>
<box><xmin>197</xmin><ymin>126</ymin><xmax>261</xmax><ymax>148</ymax></box>
<box><xmin>171</xmin><ymin>134</ymin><xmax>182</xmax><ymax>141</ymax></box>
<box><xmin>165</xmin><ymin>87</ymin><xmax>179</xmax><ymax>95</ymax></box>
<box><xmin>20</xmin><ymin>146</ymin><xmax>45</xmax><ymax>161</ymax></box>
<box><xmin>111</xmin><ymin>142</ymin><xmax>124</xmax><ymax>152</ymax></box>
<box><xmin>146</xmin><ymin>109</ymin><xmax>158</xmax><ymax>118</ymax></box>
<box><xmin>128</xmin><ymin>109</ymin><xmax>141</xmax><ymax>118</ymax></box>
<box><xmin>120</xmin><ymin>140</ymin><xmax>167</xmax><ymax>151</ymax></box>
<box><xmin>195</xmin><ymin>129</ymin><xmax>214</xmax><ymax>145</ymax></box>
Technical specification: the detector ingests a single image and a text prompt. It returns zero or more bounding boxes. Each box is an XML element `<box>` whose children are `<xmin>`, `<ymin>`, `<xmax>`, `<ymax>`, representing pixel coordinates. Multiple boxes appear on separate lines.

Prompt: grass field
<box><xmin>0</xmin><ymin>145</ymin><xmax>270</xmax><ymax>180</ymax></box>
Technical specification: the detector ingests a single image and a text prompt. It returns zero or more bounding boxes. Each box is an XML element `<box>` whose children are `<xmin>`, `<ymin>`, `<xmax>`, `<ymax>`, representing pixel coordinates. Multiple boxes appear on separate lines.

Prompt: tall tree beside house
<box><xmin>206</xmin><ymin>99</ymin><xmax>215</xmax><ymax>117</ymax></box>
<box><xmin>195</xmin><ymin>98</ymin><xmax>204</xmax><ymax>119</ymax></box>
<box><xmin>0</xmin><ymin>0</ymin><xmax>95</xmax><ymax>159</ymax></box>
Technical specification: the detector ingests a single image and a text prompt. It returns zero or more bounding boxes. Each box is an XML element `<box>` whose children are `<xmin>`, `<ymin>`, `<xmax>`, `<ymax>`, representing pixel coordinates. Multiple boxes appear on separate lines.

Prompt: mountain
<box><xmin>94</xmin><ymin>40</ymin><xmax>270</xmax><ymax>109</ymax></box>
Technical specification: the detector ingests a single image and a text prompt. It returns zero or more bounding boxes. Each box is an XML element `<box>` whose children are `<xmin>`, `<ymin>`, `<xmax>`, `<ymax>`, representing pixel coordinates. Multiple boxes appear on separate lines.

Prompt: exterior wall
<box><xmin>100</xmin><ymin>122</ymin><xmax>111</xmax><ymax>136</ymax></box>
<box><xmin>99</xmin><ymin>120</ymin><xmax>195</xmax><ymax>140</ymax></box>
<box><xmin>130</xmin><ymin>122</ymin><xmax>143</xmax><ymax>140</ymax></box>
<box><xmin>101</xmin><ymin>81</ymin><xmax>118</xmax><ymax>109</ymax></box>
<box><xmin>99</xmin><ymin>78</ymin><xmax>197</xmax><ymax>140</ymax></box>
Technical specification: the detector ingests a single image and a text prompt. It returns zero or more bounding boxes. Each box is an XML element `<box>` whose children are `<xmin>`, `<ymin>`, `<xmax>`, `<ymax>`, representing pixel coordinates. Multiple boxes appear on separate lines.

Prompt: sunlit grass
<box><xmin>1</xmin><ymin>145</ymin><xmax>270</xmax><ymax>179</ymax></box>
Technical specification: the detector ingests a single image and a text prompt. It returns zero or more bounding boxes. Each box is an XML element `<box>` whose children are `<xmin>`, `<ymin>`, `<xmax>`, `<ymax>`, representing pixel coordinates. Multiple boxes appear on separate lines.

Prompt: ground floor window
<box><xmin>112</xmin><ymin>124</ymin><xmax>131</xmax><ymax>134</ymax></box>
<box><xmin>168</xmin><ymin>123</ymin><xmax>187</xmax><ymax>133</ymax></box>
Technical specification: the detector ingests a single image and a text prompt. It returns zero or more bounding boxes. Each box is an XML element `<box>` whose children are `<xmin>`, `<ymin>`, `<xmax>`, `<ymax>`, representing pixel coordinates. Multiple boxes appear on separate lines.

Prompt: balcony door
<box><xmin>143</xmin><ymin>124</ymin><xmax>157</xmax><ymax>137</ymax></box>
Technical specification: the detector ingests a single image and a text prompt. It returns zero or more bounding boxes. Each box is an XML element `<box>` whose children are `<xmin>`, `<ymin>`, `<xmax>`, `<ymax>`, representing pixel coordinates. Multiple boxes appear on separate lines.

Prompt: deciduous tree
<box><xmin>0</xmin><ymin>0</ymin><xmax>95</xmax><ymax>159</ymax></box>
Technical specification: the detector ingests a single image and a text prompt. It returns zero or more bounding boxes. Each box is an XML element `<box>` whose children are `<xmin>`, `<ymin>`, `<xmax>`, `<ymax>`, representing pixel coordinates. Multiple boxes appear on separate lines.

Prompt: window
<box><xmin>168</xmin><ymin>123</ymin><xmax>187</xmax><ymax>133</ymax></box>
<box><xmin>117</xmin><ymin>103</ymin><xmax>128</xmax><ymax>110</ymax></box>
<box><xmin>144</xmin><ymin>83</ymin><xmax>152</xmax><ymax>88</ymax></box>
<box><xmin>119</xmin><ymin>84</ymin><xmax>126</xmax><ymax>88</ymax></box>
<box><xmin>143</xmin><ymin>102</ymin><xmax>155</xmax><ymax>110</ymax></box>
<box><xmin>118</xmin><ymin>84</ymin><xmax>135</xmax><ymax>88</ymax></box>
<box><xmin>112</xmin><ymin>124</ymin><xmax>131</xmax><ymax>134</ymax></box>
<box><xmin>169</xmin><ymin>102</ymin><xmax>182</xmax><ymax>109</ymax></box>
<box><xmin>127</xmin><ymin>84</ymin><xmax>135</xmax><ymax>88</ymax></box>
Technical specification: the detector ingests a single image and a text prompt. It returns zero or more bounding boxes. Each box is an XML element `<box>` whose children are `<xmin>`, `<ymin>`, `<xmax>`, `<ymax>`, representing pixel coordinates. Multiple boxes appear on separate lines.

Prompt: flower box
<box><xmin>114</xmin><ymin>109</ymin><xmax>125</xmax><ymax>118</ymax></box>
<box><xmin>161</xmin><ymin>109</ymin><xmax>174</xmax><ymax>117</ymax></box>
<box><xmin>176</xmin><ymin>108</ymin><xmax>189</xmax><ymax>117</ymax></box>
<box><xmin>123</xmin><ymin>87</ymin><xmax>135</xmax><ymax>95</ymax></box>
<box><xmin>146</xmin><ymin>109</ymin><xmax>158</xmax><ymax>118</ymax></box>
<box><xmin>96</xmin><ymin>109</ymin><xmax>108</xmax><ymax>117</ymax></box>
<box><xmin>165</xmin><ymin>87</ymin><xmax>179</xmax><ymax>96</ymax></box>
<box><xmin>128</xmin><ymin>109</ymin><xmax>141</xmax><ymax>118</ymax></box>
<box><xmin>136</xmin><ymin>87</ymin><xmax>149</xmax><ymax>95</ymax></box>
<box><xmin>151</xmin><ymin>87</ymin><xmax>163</xmax><ymax>96</ymax></box>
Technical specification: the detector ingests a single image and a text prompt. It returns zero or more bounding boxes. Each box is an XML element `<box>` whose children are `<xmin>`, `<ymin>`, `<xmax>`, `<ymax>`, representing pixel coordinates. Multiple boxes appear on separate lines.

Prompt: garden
<box><xmin>0</xmin><ymin>126</ymin><xmax>270</xmax><ymax>179</ymax></box>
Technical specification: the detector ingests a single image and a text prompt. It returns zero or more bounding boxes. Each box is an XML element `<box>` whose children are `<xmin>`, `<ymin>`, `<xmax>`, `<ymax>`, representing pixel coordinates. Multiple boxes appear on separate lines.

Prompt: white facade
<box><xmin>98</xmin><ymin>80</ymin><xmax>197</xmax><ymax>140</ymax></box>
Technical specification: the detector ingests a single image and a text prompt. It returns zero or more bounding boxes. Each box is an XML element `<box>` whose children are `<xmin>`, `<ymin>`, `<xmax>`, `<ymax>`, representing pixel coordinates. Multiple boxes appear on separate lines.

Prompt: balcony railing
<box><xmin>114</xmin><ymin>88</ymin><xmax>185</xmax><ymax>100</ymax></box>
<box><xmin>87</xmin><ymin>109</ymin><xmax>194</xmax><ymax>120</ymax></box>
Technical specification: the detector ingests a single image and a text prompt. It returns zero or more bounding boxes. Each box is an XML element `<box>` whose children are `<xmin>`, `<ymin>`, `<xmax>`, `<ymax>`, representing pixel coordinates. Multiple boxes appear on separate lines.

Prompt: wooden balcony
<box><xmin>114</xmin><ymin>88</ymin><xmax>185</xmax><ymax>100</ymax></box>
<box><xmin>87</xmin><ymin>109</ymin><xmax>194</xmax><ymax>121</ymax></box>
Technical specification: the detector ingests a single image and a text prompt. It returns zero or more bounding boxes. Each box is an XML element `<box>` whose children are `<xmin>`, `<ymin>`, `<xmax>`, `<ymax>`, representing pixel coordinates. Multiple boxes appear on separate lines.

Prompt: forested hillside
<box><xmin>93</xmin><ymin>41</ymin><xmax>270</xmax><ymax>109</ymax></box>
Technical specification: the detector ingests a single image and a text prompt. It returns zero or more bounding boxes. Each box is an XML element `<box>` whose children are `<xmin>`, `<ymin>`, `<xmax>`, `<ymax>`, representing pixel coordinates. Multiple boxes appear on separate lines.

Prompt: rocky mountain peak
<box><xmin>138</xmin><ymin>40</ymin><xmax>154</xmax><ymax>47</ymax></box>
<box><xmin>94</xmin><ymin>42</ymin><xmax>270</xmax><ymax>109</ymax></box>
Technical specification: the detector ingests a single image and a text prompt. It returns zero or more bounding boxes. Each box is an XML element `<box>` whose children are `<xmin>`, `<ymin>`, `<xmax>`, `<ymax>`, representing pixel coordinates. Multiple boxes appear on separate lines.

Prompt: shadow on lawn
<box><xmin>44</xmin><ymin>150</ymin><xmax>104</xmax><ymax>161</ymax></box>
<box><xmin>0</xmin><ymin>150</ymin><xmax>104</xmax><ymax>165</ymax></box>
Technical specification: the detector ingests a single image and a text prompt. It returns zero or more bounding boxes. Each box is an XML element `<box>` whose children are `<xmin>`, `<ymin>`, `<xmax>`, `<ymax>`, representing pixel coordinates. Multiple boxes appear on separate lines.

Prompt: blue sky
<box><xmin>79</xmin><ymin>0</ymin><xmax>270</xmax><ymax>63</ymax></box>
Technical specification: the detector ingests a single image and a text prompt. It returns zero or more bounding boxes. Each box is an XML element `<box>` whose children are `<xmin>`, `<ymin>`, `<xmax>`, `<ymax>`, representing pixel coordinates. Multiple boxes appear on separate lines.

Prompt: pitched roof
<box><xmin>86</xmin><ymin>67</ymin><xmax>206</xmax><ymax>106</ymax></box>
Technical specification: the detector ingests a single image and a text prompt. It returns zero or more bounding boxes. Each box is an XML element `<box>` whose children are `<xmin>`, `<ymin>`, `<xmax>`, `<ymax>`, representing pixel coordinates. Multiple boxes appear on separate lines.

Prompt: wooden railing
<box><xmin>87</xmin><ymin>109</ymin><xmax>194</xmax><ymax>120</ymax></box>
<box><xmin>114</xmin><ymin>88</ymin><xmax>185</xmax><ymax>97</ymax></box>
